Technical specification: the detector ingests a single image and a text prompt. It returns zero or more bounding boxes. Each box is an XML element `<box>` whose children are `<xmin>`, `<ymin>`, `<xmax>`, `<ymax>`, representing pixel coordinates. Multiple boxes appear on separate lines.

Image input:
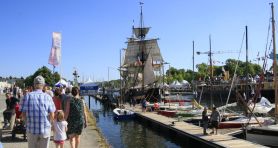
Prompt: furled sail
<box><xmin>133</xmin><ymin>27</ymin><xmax>150</xmax><ymax>39</ymax></box>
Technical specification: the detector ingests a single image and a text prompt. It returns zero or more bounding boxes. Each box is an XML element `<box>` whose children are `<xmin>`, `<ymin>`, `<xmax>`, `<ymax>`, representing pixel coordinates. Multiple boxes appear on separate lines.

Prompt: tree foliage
<box><xmin>164</xmin><ymin>59</ymin><xmax>262</xmax><ymax>84</ymax></box>
<box><xmin>24</xmin><ymin>66</ymin><xmax>61</xmax><ymax>87</ymax></box>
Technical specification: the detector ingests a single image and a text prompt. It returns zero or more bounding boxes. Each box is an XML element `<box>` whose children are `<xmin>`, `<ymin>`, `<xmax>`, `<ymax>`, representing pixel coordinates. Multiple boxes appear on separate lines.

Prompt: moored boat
<box><xmin>113</xmin><ymin>108</ymin><xmax>135</xmax><ymax>120</ymax></box>
<box><xmin>120</xmin><ymin>3</ymin><xmax>164</xmax><ymax>104</ymax></box>
<box><xmin>219</xmin><ymin>117</ymin><xmax>265</xmax><ymax>129</ymax></box>
<box><xmin>247</xmin><ymin>97</ymin><xmax>273</xmax><ymax>114</ymax></box>
<box><xmin>158</xmin><ymin>110</ymin><xmax>177</xmax><ymax>117</ymax></box>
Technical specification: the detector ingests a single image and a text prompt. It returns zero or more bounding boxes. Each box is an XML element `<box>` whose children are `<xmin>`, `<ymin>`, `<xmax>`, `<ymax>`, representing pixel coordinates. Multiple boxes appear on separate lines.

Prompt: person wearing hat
<box><xmin>202</xmin><ymin>107</ymin><xmax>209</xmax><ymax>135</ymax></box>
<box><xmin>19</xmin><ymin>75</ymin><xmax>56</xmax><ymax>148</ymax></box>
<box><xmin>210</xmin><ymin>107</ymin><xmax>221</xmax><ymax>135</ymax></box>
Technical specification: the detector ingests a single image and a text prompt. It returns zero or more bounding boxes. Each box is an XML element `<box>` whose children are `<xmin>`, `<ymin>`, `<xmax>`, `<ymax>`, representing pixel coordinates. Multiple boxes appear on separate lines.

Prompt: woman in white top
<box><xmin>53</xmin><ymin>110</ymin><xmax>68</xmax><ymax>148</ymax></box>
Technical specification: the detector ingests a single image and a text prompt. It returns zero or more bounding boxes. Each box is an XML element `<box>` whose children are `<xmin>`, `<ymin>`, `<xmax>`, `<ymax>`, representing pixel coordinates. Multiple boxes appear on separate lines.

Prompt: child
<box><xmin>202</xmin><ymin>107</ymin><xmax>209</xmax><ymax>135</ymax></box>
<box><xmin>53</xmin><ymin>110</ymin><xmax>68</xmax><ymax>148</ymax></box>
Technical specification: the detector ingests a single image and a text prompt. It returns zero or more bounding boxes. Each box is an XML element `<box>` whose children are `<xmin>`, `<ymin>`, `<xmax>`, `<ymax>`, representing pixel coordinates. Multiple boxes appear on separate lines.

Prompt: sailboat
<box><xmin>245</xmin><ymin>3</ymin><xmax>278</xmax><ymax>147</ymax></box>
<box><xmin>120</xmin><ymin>3</ymin><xmax>164</xmax><ymax>103</ymax></box>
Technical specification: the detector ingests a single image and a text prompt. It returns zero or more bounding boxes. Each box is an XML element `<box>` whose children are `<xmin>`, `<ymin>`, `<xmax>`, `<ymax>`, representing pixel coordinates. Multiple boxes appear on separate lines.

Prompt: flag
<box><xmin>48</xmin><ymin>32</ymin><xmax>62</xmax><ymax>67</ymax></box>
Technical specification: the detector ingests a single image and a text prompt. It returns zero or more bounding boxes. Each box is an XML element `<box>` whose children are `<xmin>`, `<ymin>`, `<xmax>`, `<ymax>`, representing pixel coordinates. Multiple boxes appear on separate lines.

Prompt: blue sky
<box><xmin>0</xmin><ymin>0</ymin><xmax>276</xmax><ymax>82</ymax></box>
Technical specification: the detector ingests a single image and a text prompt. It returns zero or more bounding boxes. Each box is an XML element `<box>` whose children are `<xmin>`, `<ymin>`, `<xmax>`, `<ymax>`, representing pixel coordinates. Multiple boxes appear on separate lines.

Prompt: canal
<box><xmin>85</xmin><ymin>96</ymin><xmax>186</xmax><ymax>148</ymax></box>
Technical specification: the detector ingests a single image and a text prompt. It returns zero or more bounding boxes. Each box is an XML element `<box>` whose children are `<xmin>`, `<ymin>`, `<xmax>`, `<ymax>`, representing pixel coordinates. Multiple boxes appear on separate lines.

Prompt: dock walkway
<box><xmin>130</xmin><ymin>106</ymin><xmax>268</xmax><ymax>148</ymax></box>
<box><xmin>0</xmin><ymin>94</ymin><xmax>108</xmax><ymax>148</ymax></box>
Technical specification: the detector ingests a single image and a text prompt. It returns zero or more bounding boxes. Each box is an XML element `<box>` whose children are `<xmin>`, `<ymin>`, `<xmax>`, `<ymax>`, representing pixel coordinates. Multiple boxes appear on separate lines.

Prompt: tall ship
<box><xmin>121</xmin><ymin>3</ymin><xmax>164</xmax><ymax>103</ymax></box>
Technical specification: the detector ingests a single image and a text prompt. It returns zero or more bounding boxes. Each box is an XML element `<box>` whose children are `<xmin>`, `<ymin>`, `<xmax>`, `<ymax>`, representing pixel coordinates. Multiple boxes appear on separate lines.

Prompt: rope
<box><xmin>244</xmin><ymin>14</ymin><xmax>273</xmax><ymax>126</ymax></box>
<box><xmin>222</xmin><ymin>29</ymin><xmax>245</xmax><ymax>116</ymax></box>
<box><xmin>198</xmin><ymin>86</ymin><xmax>204</xmax><ymax>104</ymax></box>
<box><xmin>249</xmin><ymin>16</ymin><xmax>272</xmax><ymax>116</ymax></box>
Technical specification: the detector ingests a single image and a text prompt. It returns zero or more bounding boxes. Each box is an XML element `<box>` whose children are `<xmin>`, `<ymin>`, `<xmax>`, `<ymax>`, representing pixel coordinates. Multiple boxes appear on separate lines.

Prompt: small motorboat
<box><xmin>113</xmin><ymin>108</ymin><xmax>135</xmax><ymax>120</ymax></box>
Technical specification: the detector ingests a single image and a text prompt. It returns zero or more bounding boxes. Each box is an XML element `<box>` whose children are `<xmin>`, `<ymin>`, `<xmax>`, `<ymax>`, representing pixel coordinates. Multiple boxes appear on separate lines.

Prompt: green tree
<box><xmin>15</xmin><ymin>78</ymin><xmax>25</xmax><ymax>88</ymax></box>
<box><xmin>24</xmin><ymin>66</ymin><xmax>60</xmax><ymax>87</ymax></box>
<box><xmin>214</xmin><ymin>66</ymin><xmax>223</xmax><ymax>77</ymax></box>
<box><xmin>225</xmin><ymin>58</ymin><xmax>262</xmax><ymax>77</ymax></box>
<box><xmin>196</xmin><ymin>63</ymin><xmax>208</xmax><ymax>80</ymax></box>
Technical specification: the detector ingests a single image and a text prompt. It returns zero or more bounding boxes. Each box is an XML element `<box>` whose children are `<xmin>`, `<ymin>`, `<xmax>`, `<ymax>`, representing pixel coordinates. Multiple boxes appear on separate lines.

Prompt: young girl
<box><xmin>53</xmin><ymin>110</ymin><xmax>68</xmax><ymax>148</ymax></box>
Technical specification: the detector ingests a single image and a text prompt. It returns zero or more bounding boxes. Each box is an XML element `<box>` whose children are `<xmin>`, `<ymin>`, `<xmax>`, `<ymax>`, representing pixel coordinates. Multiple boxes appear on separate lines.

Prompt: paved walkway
<box><xmin>0</xmin><ymin>94</ymin><xmax>109</xmax><ymax>148</ymax></box>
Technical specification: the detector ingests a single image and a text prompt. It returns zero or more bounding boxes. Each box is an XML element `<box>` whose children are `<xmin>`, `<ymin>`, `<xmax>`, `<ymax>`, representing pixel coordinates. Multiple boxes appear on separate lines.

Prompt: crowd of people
<box><xmin>3</xmin><ymin>75</ymin><xmax>88</xmax><ymax>148</ymax></box>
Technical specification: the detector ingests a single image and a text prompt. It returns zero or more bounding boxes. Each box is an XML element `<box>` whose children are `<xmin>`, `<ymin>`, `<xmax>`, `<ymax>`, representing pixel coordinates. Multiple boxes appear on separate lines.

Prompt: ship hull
<box><xmin>125</xmin><ymin>88</ymin><xmax>160</xmax><ymax>103</ymax></box>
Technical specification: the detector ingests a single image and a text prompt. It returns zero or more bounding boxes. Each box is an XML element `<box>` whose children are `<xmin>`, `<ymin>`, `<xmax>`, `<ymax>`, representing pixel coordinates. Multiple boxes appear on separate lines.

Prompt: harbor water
<box><xmin>85</xmin><ymin>96</ymin><xmax>186</xmax><ymax>148</ymax></box>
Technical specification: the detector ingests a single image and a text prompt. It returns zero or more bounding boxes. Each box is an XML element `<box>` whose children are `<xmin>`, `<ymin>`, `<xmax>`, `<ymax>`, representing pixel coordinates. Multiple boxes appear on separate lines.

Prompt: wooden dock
<box><xmin>132</xmin><ymin>109</ymin><xmax>268</xmax><ymax>148</ymax></box>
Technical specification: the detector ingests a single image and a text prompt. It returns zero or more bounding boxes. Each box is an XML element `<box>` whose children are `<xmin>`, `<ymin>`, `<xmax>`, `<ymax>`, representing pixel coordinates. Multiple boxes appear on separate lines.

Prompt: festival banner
<box><xmin>48</xmin><ymin>32</ymin><xmax>62</xmax><ymax>66</ymax></box>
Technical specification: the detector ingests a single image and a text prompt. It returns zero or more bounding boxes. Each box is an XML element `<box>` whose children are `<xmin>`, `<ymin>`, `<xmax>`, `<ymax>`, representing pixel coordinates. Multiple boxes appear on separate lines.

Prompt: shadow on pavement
<box><xmin>1</xmin><ymin>130</ymin><xmax>27</xmax><ymax>143</ymax></box>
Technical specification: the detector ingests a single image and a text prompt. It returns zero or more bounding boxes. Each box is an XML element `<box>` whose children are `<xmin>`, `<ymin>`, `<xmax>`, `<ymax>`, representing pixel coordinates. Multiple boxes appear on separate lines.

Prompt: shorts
<box><xmin>211</xmin><ymin>121</ymin><xmax>219</xmax><ymax>128</ymax></box>
<box><xmin>54</xmin><ymin>140</ymin><xmax>64</xmax><ymax>144</ymax></box>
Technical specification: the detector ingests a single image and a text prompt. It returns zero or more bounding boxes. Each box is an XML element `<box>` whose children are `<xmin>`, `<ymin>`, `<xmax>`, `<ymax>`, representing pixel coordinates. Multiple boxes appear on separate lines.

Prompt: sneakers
<box><xmin>3</xmin><ymin>124</ymin><xmax>9</xmax><ymax>129</ymax></box>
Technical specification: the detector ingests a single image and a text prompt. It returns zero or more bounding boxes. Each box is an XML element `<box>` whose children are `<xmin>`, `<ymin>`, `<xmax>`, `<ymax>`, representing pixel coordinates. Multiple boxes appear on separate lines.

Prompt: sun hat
<box><xmin>34</xmin><ymin>75</ymin><xmax>45</xmax><ymax>85</ymax></box>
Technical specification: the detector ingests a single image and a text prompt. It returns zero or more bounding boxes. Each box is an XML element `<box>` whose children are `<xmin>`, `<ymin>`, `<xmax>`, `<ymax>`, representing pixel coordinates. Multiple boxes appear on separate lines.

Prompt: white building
<box><xmin>0</xmin><ymin>81</ymin><xmax>11</xmax><ymax>93</ymax></box>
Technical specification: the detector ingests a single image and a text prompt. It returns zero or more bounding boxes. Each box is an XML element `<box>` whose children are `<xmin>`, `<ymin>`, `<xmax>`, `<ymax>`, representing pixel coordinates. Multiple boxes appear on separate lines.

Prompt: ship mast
<box><xmin>271</xmin><ymin>3</ymin><xmax>278</xmax><ymax>119</ymax></box>
<box><xmin>209</xmin><ymin>35</ymin><xmax>213</xmax><ymax>108</ymax></box>
<box><xmin>139</xmin><ymin>2</ymin><xmax>145</xmax><ymax>92</ymax></box>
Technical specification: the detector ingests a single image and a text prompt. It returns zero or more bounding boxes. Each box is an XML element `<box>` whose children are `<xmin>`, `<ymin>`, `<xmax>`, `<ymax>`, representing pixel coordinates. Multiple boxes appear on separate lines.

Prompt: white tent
<box><xmin>181</xmin><ymin>80</ymin><xmax>190</xmax><ymax>89</ymax></box>
<box><xmin>159</xmin><ymin>83</ymin><xmax>169</xmax><ymax>89</ymax></box>
<box><xmin>85</xmin><ymin>77</ymin><xmax>93</xmax><ymax>83</ymax></box>
<box><xmin>169</xmin><ymin>80</ymin><xmax>183</xmax><ymax>89</ymax></box>
<box><xmin>55</xmin><ymin>79</ymin><xmax>68</xmax><ymax>87</ymax></box>
<box><xmin>181</xmin><ymin>80</ymin><xmax>189</xmax><ymax>85</ymax></box>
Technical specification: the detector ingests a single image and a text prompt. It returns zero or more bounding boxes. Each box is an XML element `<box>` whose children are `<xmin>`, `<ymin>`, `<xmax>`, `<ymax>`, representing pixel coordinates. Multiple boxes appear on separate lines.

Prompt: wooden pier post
<box><xmin>88</xmin><ymin>95</ymin><xmax>91</xmax><ymax>109</ymax></box>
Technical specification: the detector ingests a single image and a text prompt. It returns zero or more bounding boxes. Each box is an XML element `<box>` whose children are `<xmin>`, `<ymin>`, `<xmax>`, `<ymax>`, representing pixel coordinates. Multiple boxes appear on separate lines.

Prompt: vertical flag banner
<box><xmin>48</xmin><ymin>32</ymin><xmax>62</xmax><ymax>67</ymax></box>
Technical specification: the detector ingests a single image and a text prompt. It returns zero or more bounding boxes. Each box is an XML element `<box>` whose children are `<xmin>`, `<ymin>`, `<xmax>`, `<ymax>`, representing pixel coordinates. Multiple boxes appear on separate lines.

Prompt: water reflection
<box><xmin>85</xmin><ymin>96</ymin><xmax>183</xmax><ymax>148</ymax></box>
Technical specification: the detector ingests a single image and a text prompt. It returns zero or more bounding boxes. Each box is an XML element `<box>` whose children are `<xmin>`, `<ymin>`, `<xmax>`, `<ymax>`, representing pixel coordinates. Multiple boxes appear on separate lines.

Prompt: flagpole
<box><xmin>53</xmin><ymin>65</ymin><xmax>55</xmax><ymax>87</ymax></box>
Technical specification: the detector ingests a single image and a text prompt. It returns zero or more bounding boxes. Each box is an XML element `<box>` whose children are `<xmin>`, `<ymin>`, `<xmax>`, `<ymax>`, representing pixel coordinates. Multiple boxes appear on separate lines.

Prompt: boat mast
<box><xmin>245</xmin><ymin>26</ymin><xmax>249</xmax><ymax>100</ymax></box>
<box><xmin>193</xmin><ymin>41</ymin><xmax>195</xmax><ymax>75</ymax></box>
<box><xmin>271</xmin><ymin>3</ymin><xmax>278</xmax><ymax>119</ymax></box>
<box><xmin>209</xmin><ymin>35</ymin><xmax>213</xmax><ymax>108</ymax></box>
<box><xmin>192</xmin><ymin>41</ymin><xmax>195</xmax><ymax>93</ymax></box>
<box><xmin>120</xmin><ymin>49</ymin><xmax>122</xmax><ymax>105</ymax></box>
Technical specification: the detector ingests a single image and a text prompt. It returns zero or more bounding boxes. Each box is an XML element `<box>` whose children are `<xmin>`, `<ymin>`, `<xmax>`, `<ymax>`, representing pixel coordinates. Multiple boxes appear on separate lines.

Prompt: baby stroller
<box><xmin>11</xmin><ymin>104</ymin><xmax>26</xmax><ymax>140</ymax></box>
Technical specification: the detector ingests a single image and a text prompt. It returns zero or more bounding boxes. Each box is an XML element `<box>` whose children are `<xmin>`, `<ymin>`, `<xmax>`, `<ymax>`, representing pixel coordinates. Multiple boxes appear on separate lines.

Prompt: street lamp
<box><xmin>73</xmin><ymin>69</ymin><xmax>79</xmax><ymax>87</ymax></box>
<box><xmin>162</xmin><ymin>62</ymin><xmax>170</xmax><ymax>86</ymax></box>
<box><xmin>162</xmin><ymin>62</ymin><xmax>170</xmax><ymax>99</ymax></box>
